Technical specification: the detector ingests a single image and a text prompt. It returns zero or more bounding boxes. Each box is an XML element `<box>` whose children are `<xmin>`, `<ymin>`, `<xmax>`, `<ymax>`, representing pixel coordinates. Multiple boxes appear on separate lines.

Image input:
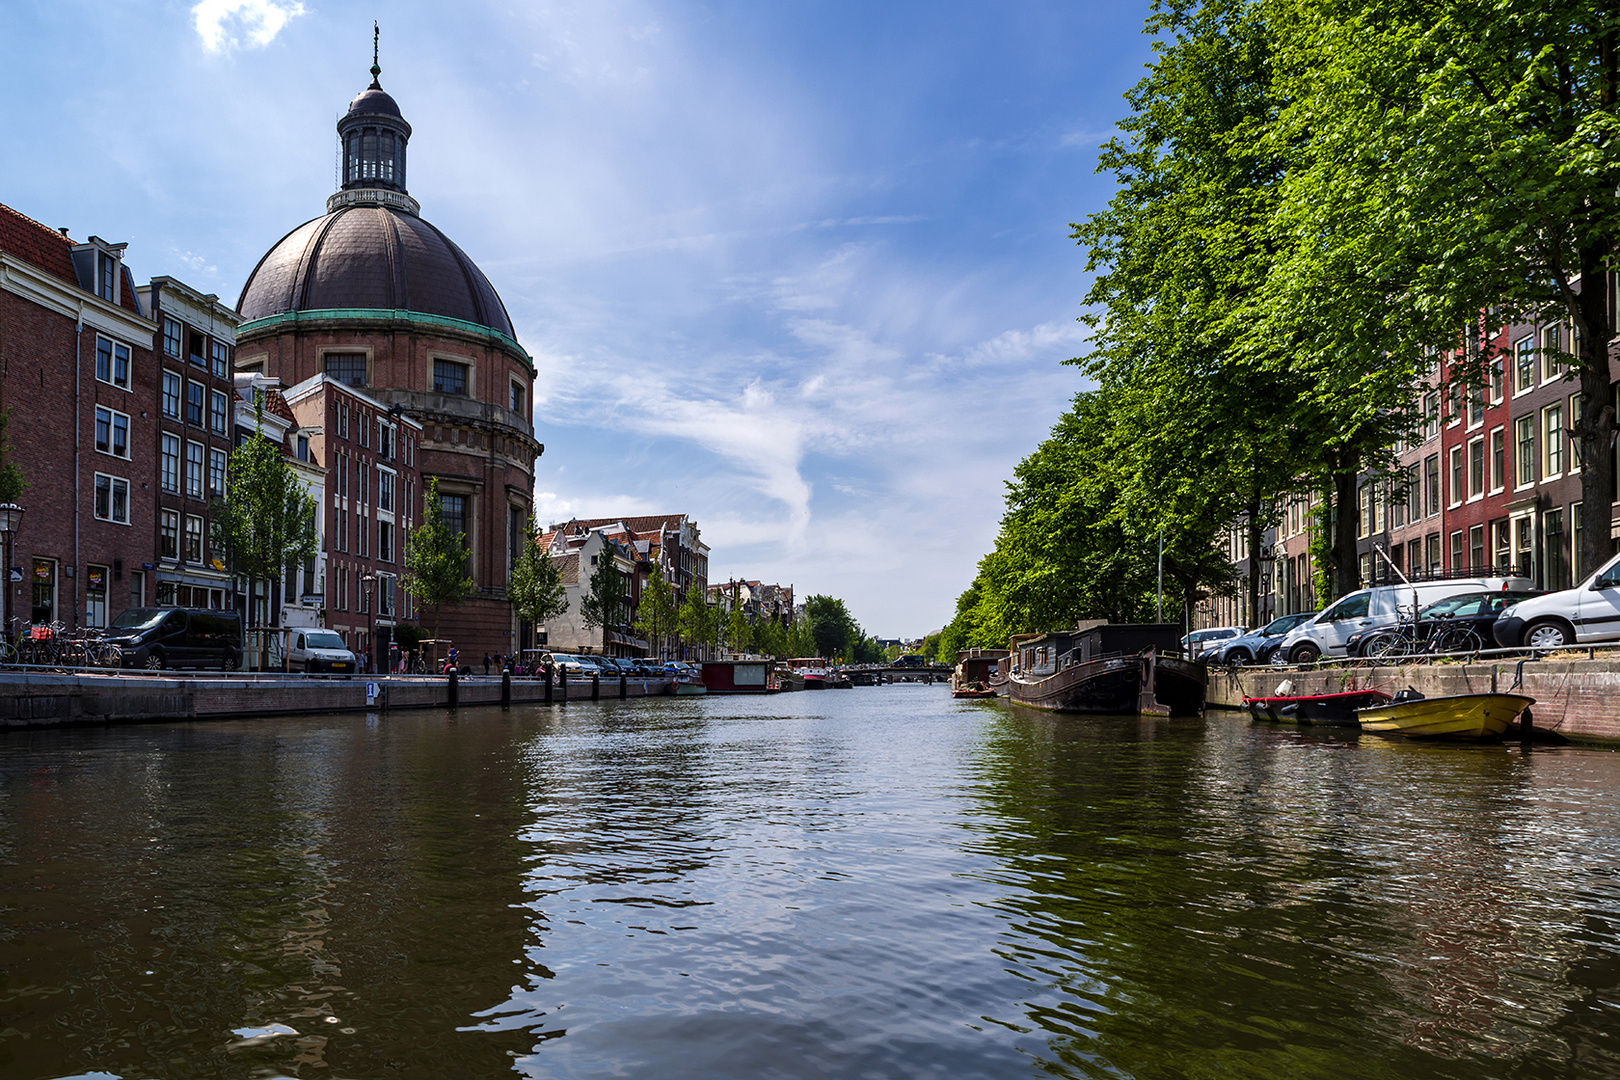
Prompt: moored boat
<box><xmin>1245</xmin><ymin>688</ymin><xmax>1392</xmax><ymax>726</ymax></box>
<box><xmin>953</xmin><ymin>648</ymin><xmax>1009</xmax><ymax>699</ymax></box>
<box><xmin>1009</xmin><ymin>623</ymin><xmax>1203</xmax><ymax>716</ymax></box>
<box><xmin>1356</xmin><ymin>691</ymin><xmax>1533</xmax><ymax>739</ymax></box>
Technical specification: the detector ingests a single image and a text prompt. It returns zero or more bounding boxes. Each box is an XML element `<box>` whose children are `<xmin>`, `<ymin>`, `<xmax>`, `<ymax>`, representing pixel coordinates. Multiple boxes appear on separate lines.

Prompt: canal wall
<box><xmin>0</xmin><ymin>671</ymin><xmax>673</xmax><ymax>729</ymax></box>
<box><xmin>1207</xmin><ymin>657</ymin><xmax>1620</xmax><ymax>744</ymax></box>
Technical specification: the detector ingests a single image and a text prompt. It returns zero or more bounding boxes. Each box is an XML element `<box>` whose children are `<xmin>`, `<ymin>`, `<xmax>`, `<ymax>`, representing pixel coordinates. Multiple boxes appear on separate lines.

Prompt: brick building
<box><xmin>0</xmin><ymin>203</ymin><xmax>158</xmax><ymax>632</ymax></box>
<box><xmin>138</xmin><ymin>277</ymin><xmax>239</xmax><ymax>612</ymax></box>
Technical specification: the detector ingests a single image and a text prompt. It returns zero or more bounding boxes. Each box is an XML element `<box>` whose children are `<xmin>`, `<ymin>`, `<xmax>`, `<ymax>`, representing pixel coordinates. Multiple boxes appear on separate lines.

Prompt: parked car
<box><xmin>284</xmin><ymin>627</ymin><xmax>359</xmax><ymax>673</ymax></box>
<box><xmin>110</xmin><ymin>607</ymin><xmax>242</xmax><ymax>671</ymax></box>
<box><xmin>1181</xmin><ymin>626</ymin><xmax>1245</xmax><ymax>658</ymax></box>
<box><xmin>1493</xmin><ymin>553</ymin><xmax>1620</xmax><ymax>649</ymax></box>
<box><xmin>1214</xmin><ymin>612</ymin><xmax>1318</xmax><ymax>665</ymax></box>
<box><xmin>1276</xmin><ymin>575</ymin><xmax>1535</xmax><ymax>663</ymax></box>
<box><xmin>1344</xmin><ymin>590</ymin><xmax>1542</xmax><ymax>657</ymax></box>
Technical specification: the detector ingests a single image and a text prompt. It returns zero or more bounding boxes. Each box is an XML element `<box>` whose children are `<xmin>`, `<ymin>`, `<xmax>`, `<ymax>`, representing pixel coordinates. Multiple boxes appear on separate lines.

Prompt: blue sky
<box><xmin>0</xmin><ymin>0</ymin><xmax>1151</xmax><ymax>638</ymax></box>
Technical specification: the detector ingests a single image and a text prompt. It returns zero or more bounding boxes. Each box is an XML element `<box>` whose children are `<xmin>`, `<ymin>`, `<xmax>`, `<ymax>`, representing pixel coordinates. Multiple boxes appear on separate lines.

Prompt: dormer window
<box><xmin>97</xmin><ymin>252</ymin><xmax>116</xmax><ymax>302</ymax></box>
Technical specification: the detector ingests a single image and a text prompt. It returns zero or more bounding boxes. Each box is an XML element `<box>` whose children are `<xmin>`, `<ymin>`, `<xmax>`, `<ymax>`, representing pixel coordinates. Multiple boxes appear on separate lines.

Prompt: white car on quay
<box><xmin>1492</xmin><ymin>553</ymin><xmax>1620</xmax><ymax>650</ymax></box>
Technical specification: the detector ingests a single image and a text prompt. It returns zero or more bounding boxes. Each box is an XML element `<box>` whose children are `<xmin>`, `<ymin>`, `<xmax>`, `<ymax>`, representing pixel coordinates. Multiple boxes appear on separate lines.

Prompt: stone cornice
<box><xmin>236</xmin><ymin>307</ymin><xmax>533</xmax><ymax>373</ymax></box>
<box><xmin>0</xmin><ymin>252</ymin><xmax>155</xmax><ymax>343</ymax></box>
<box><xmin>326</xmin><ymin>187</ymin><xmax>421</xmax><ymax>216</ymax></box>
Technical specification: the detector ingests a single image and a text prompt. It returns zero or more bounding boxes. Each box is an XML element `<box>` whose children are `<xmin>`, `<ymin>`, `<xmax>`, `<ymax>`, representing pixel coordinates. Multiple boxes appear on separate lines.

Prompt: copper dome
<box><xmin>236</xmin><ymin>205</ymin><xmax>515</xmax><ymax>339</ymax></box>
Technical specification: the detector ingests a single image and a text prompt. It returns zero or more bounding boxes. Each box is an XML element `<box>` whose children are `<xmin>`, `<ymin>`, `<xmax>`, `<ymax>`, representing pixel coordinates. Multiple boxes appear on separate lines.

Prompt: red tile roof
<box><xmin>0</xmin><ymin>201</ymin><xmax>143</xmax><ymax>314</ymax></box>
<box><xmin>0</xmin><ymin>202</ymin><xmax>77</xmax><ymax>286</ymax></box>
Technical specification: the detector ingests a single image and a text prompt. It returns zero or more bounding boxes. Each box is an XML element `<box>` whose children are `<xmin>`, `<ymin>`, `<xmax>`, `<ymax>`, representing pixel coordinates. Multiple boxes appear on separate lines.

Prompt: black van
<box><xmin>109</xmin><ymin>607</ymin><xmax>243</xmax><ymax>671</ymax></box>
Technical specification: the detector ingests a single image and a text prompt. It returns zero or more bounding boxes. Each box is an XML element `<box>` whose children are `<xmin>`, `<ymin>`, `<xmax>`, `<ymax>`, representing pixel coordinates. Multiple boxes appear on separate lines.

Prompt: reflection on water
<box><xmin>3</xmin><ymin>695</ymin><xmax>1620</xmax><ymax>1079</ymax></box>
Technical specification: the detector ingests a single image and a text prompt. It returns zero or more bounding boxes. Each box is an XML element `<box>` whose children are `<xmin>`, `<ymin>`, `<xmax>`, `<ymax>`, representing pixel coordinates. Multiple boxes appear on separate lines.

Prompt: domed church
<box><xmin>236</xmin><ymin>43</ymin><xmax>542</xmax><ymax>664</ymax></box>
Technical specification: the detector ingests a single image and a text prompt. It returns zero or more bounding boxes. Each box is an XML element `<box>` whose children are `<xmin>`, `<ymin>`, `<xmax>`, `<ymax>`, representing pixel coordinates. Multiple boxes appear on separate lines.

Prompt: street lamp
<box><xmin>0</xmin><ymin>504</ymin><xmax>23</xmax><ymax>644</ymax></box>
<box><xmin>360</xmin><ymin>572</ymin><xmax>376</xmax><ymax>672</ymax></box>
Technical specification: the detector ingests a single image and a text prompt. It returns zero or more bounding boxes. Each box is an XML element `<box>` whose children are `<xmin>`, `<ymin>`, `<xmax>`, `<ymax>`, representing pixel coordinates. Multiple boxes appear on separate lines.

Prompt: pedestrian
<box><xmin>483</xmin><ymin>652</ymin><xmax>491</xmax><ymax>676</ymax></box>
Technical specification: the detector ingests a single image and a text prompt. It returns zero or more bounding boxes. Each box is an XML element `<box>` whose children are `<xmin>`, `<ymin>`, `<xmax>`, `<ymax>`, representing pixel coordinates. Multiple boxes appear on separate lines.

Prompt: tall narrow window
<box><xmin>163</xmin><ymin>318</ymin><xmax>182</xmax><ymax>357</ymax></box>
<box><xmin>1515</xmin><ymin>335</ymin><xmax>1535</xmax><ymax>393</ymax></box>
<box><xmin>1490</xmin><ymin>429</ymin><xmax>1505</xmax><ymax>491</ymax></box>
<box><xmin>1545</xmin><ymin>404</ymin><xmax>1564</xmax><ymax>477</ymax></box>
<box><xmin>210</xmin><ymin>448</ymin><xmax>227</xmax><ymax>497</ymax></box>
<box><xmin>186</xmin><ymin>441</ymin><xmax>205</xmax><ymax>498</ymax></box>
<box><xmin>161</xmin><ymin>434</ymin><xmax>180</xmax><ymax>493</ymax></box>
<box><xmin>1448</xmin><ymin>445</ymin><xmax>1463</xmax><ymax>507</ymax></box>
<box><xmin>1515</xmin><ymin>415</ymin><xmax>1535</xmax><ymax>487</ymax></box>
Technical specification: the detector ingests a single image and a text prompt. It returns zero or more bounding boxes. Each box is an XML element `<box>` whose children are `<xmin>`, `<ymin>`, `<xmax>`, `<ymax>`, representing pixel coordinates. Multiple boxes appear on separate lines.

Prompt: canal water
<box><xmin>4</xmin><ymin>688</ymin><xmax>1620</xmax><ymax>1080</ymax></box>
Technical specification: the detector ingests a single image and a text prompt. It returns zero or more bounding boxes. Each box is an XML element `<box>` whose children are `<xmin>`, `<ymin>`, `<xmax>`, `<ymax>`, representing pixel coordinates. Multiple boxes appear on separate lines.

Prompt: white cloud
<box><xmin>192</xmin><ymin>1</ymin><xmax>306</xmax><ymax>54</ymax></box>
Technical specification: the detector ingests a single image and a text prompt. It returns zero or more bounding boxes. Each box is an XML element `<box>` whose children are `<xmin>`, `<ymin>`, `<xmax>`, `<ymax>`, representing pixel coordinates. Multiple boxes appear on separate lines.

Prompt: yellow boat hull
<box><xmin>1356</xmin><ymin>693</ymin><xmax>1533</xmax><ymax>739</ymax></box>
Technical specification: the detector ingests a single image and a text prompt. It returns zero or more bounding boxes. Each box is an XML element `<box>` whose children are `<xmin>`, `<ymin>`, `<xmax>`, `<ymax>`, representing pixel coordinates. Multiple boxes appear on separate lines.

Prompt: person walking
<box><xmin>483</xmin><ymin>652</ymin><xmax>491</xmax><ymax>676</ymax></box>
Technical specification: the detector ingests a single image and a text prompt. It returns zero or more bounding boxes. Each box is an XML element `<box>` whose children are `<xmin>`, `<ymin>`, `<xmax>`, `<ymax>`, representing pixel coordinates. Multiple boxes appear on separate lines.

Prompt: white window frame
<box><xmin>92</xmin><ymin>472</ymin><xmax>130</xmax><ymax>525</ymax></box>
<box><xmin>186</xmin><ymin>440</ymin><xmax>205</xmax><ymax>499</ymax></box>
<box><xmin>161</xmin><ymin>432</ymin><xmax>180</xmax><ymax>493</ymax></box>
<box><xmin>1544</xmin><ymin>403</ymin><xmax>1564</xmax><ymax>480</ymax></box>
<box><xmin>95</xmin><ymin>335</ymin><xmax>131</xmax><ymax>391</ymax></box>
<box><xmin>94</xmin><ymin>405</ymin><xmax>130</xmax><ymax>459</ymax></box>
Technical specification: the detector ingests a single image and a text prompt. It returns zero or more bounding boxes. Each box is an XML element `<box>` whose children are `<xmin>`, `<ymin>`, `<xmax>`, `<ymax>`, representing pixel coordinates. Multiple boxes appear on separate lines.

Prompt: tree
<box><xmin>677</xmin><ymin>585</ymin><xmax>712</xmax><ymax>660</ymax></box>
<box><xmin>804</xmin><ymin>595</ymin><xmax>859</xmax><ymax>660</ymax></box>
<box><xmin>1263</xmin><ymin>0</ymin><xmax>1620</xmax><ymax>578</ymax></box>
<box><xmin>725</xmin><ymin>606</ymin><xmax>753</xmax><ymax>655</ymax></box>
<box><xmin>755</xmin><ymin>617</ymin><xmax>787</xmax><ymax>659</ymax></box>
<box><xmin>634</xmin><ymin>572</ymin><xmax>678</xmax><ymax>659</ymax></box>
<box><xmin>579</xmin><ymin>544</ymin><xmax>628</xmax><ymax>653</ymax></box>
<box><xmin>508</xmin><ymin>516</ymin><xmax>568</xmax><ymax>634</ymax></box>
<box><xmin>211</xmin><ymin>404</ymin><xmax>318</xmax><ymax>634</ymax></box>
<box><xmin>0</xmin><ymin>409</ymin><xmax>26</xmax><ymax>504</ymax></box>
<box><xmin>402</xmin><ymin>477</ymin><xmax>475</xmax><ymax>644</ymax></box>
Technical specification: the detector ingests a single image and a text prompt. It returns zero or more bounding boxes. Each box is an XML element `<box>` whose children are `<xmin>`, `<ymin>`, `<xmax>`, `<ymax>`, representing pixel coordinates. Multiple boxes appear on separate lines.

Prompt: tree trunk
<box><xmin>1332</xmin><ymin>468</ymin><xmax>1359</xmax><ymax>598</ymax></box>
<box><xmin>1245</xmin><ymin>485</ymin><xmax>1263</xmax><ymax>628</ymax></box>
<box><xmin>1575</xmin><ymin>237</ymin><xmax>1615</xmax><ymax>581</ymax></box>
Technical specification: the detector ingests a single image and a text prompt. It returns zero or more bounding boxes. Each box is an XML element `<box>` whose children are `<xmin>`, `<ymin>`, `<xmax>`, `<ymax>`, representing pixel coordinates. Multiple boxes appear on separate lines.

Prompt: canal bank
<box><xmin>1208</xmin><ymin>656</ymin><xmax>1620</xmax><ymax>744</ymax></box>
<box><xmin>0</xmin><ymin>670</ymin><xmax>673</xmax><ymax>728</ymax></box>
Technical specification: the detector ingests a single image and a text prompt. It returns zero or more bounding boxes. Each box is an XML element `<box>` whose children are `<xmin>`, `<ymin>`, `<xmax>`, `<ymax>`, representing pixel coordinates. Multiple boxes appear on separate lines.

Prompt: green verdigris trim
<box><xmin>237</xmin><ymin>308</ymin><xmax>534</xmax><ymax>371</ymax></box>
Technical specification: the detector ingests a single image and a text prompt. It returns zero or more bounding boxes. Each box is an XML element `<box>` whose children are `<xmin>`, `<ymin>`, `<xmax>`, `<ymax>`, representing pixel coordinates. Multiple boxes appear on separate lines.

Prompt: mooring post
<box><xmin>448</xmin><ymin>668</ymin><xmax>459</xmax><ymax>709</ymax></box>
<box><xmin>559</xmin><ymin>669</ymin><xmax>568</xmax><ymax>705</ymax></box>
<box><xmin>501</xmin><ymin>671</ymin><xmax>511</xmax><ymax>707</ymax></box>
<box><xmin>620</xmin><ymin>672</ymin><xmax>627</xmax><ymax>699</ymax></box>
<box><xmin>545</xmin><ymin>667</ymin><xmax>553</xmax><ymax>704</ymax></box>
<box><xmin>592</xmin><ymin>672</ymin><xmax>601</xmax><ymax>701</ymax></box>
<box><xmin>1521</xmin><ymin>705</ymin><xmax>1535</xmax><ymax>743</ymax></box>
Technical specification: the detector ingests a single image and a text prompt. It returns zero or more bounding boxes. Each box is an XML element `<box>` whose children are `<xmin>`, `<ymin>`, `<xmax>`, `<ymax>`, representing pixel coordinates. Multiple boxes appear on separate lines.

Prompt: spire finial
<box><xmin>370</xmin><ymin>21</ymin><xmax>381</xmax><ymax>82</ymax></box>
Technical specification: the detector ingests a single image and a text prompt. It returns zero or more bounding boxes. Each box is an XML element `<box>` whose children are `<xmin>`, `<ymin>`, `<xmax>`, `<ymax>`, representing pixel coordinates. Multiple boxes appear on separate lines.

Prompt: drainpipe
<box><xmin>74</xmin><ymin>307</ymin><xmax>83</xmax><ymax>629</ymax></box>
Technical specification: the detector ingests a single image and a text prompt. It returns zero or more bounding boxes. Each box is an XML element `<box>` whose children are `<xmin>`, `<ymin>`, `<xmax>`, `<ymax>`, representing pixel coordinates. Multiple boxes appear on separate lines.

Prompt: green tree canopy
<box><xmin>579</xmin><ymin>544</ymin><xmax>628</xmax><ymax>651</ymax></box>
<box><xmin>402</xmin><ymin>477</ymin><xmax>476</xmax><ymax>643</ymax></box>
<box><xmin>508</xmin><ymin>516</ymin><xmax>569</xmax><ymax>630</ymax></box>
<box><xmin>634</xmin><ymin>572</ymin><xmax>678</xmax><ymax>659</ymax></box>
<box><xmin>210</xmin><ymin>407</ymin><xmax>318</xmax><ymax>628</ymax></box>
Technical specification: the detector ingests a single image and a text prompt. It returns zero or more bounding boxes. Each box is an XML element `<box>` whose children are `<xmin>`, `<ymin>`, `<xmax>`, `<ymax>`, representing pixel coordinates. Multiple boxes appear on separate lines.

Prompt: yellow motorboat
<box><xmin>1355</xmin><ymin>691</ymin><xmax>1534</xmax><ymax>740</ymax></box>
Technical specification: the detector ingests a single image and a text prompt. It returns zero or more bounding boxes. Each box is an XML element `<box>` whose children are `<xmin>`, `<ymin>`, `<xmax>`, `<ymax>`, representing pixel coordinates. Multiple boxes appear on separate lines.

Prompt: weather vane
<box><xmin>371</xmin><ymin>21</ymin><xmax>381</xmax><ymax>80</ymax></box>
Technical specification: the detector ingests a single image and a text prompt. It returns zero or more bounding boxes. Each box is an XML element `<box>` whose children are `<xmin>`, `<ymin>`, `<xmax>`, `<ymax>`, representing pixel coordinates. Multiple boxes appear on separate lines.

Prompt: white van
<box><xmin>288</xmin><ymin>628</ymin><xmax>358</xmax><ymax>673</ymax></box>
<box><xmin>1276</xmin><ymin>576</ymin><xmax>1533</xmax><ymax>663</ymax></box>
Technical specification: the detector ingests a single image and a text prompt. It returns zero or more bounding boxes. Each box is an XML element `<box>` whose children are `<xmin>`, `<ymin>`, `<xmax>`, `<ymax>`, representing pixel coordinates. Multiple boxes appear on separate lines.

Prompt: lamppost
<box><xmin>0</xmin><ymin>503</ymin><xmax>23</xmax><ymax>646</ymax></box>
<box><xmin>360</xmin><ymin>572</ymin><xmax>376</xmax><ymax>673</ymax></box>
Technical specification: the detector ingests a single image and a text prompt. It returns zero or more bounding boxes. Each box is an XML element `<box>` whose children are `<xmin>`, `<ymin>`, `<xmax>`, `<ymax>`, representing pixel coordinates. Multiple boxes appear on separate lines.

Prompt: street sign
<box><xmin>7</xmin><ymin>567</ymin><xmax>19</xmax><ymax>583</ymax></box>
<box><xmin>366</xmin><ymin>682</ymin><xmax>380</xmax><ymax>705</ymax></box>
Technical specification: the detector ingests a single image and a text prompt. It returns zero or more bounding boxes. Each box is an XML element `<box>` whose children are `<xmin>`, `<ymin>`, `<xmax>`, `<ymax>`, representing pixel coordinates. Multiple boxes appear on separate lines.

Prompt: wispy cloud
<box><xmin>192</xmin><ymin>1</ymin><xmax>306</xmax><ymax>54</ymax></box>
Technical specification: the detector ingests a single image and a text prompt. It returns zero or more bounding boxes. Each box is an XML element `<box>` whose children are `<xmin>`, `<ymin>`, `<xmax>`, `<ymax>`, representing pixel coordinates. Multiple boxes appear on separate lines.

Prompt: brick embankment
<box><xmin>1207</xmin><ymin>658</ymin><xmax>1620</xmax><ymax>744</ymax></box>
<box><xmin>0</xmin><ymin>672</ymin><xmax>673</xmax><ymax>729</ymax></box>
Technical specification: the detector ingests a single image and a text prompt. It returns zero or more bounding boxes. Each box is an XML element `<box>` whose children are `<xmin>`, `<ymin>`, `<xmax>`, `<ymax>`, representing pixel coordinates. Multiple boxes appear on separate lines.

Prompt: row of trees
<box><xmin>940</xmin><ymin>0</ymin><xmax>1620</xmax><ymax>653</ymax></box>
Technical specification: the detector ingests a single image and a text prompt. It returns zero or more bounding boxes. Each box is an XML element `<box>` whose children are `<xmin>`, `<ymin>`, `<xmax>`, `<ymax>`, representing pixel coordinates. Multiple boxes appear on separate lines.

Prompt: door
<box><xmin>1314</xmin><ymin>592</ymin><xmax>1374</xmax><ymax>655</ymax></box>
<box><xmin>1576</xmin><ymin>560</ymin><xmax>1620</xmax><ymax>642</ymax></box>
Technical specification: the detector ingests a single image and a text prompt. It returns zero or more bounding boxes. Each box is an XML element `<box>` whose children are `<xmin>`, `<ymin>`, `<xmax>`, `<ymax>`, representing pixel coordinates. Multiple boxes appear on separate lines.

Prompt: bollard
<box><xmin>1521</xmin><ymin>705</ymin><xmax>1535</xmax><ymax>743</ymax></box>
<box><xmin>592</xmin><ymin>672</ymin><xmax>601</xmax><ymax>701</ymax></box>
<box><xmin>448</xmin><ymin>668</ymin><xmax>459</xmax><ymax>709</ymax></box>
<box><xmin>501</xmin><ymin>671</ymin><xmax>512</xmax><ymax>708</ymax></box>
<box><xmin>620</xmin><ymin>672</ymin><xmax>627</xmax><ymax>699</ymax></box>
<box><xmin>545</xmin><ymin>667</ymin><xmax>553</xmax><ymax>704</ymax></box>
<box><xmin>559</xmin><ymin>669</ymin><xmax>568</xmax><ymax>705</ymax></box>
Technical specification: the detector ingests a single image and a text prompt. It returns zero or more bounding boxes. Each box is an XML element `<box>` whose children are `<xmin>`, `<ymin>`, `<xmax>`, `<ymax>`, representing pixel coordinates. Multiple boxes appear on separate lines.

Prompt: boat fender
<box><xmin>1274</xmin><ymin>679</ymin><xmax>1294</xmax><ymax>697</ymax></box>
<box><xmin>1391</xmin><ymin>687</ymin><xmax>1426</xmax><ymax>704</ymax></box>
